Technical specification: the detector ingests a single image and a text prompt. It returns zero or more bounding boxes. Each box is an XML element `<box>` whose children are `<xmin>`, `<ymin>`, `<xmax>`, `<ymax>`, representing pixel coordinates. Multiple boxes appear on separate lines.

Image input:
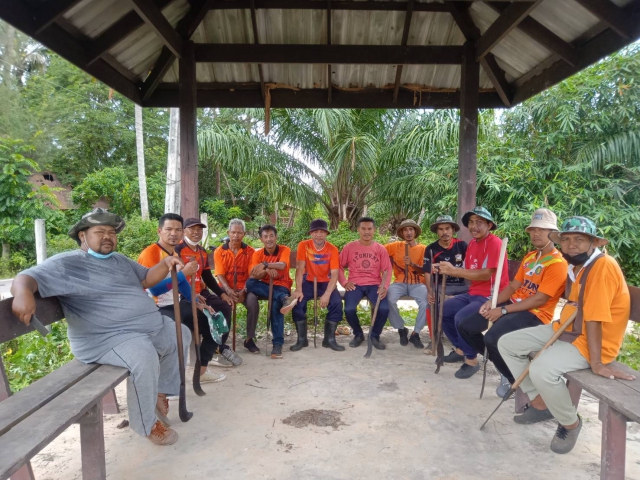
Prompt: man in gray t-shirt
<box><xmin>11</xmin><ymin>209</ymin><xmax>190</xmax><ymax>446</ymax></box>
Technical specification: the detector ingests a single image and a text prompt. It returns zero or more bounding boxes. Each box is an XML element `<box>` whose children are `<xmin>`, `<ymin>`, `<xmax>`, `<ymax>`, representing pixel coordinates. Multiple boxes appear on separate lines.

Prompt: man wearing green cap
<box><xmin>11</xmin><ymin>208</ymin><xmax>191</xmax><ymax>445</ymax></box>
<box><xmin>385</xmin><ymin>219</ymin><xmax>428</xmax><ymax>348</ymax></box>
<box><xmin>498</xmin><ymin>216</ymin><xmax>633</xmax><ymax>454</ymax></box>
<box><xmin>435</xmin><ymin>206</ymin><xmax>509</xmax><ymax>379</ymax></box>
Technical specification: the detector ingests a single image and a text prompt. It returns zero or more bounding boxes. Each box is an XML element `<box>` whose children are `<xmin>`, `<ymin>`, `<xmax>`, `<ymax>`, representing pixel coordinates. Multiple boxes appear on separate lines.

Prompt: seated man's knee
<box><xmin>483</xmin><ymin>329</ymin><xmax>501</xmax><ymax>350</ymax></box>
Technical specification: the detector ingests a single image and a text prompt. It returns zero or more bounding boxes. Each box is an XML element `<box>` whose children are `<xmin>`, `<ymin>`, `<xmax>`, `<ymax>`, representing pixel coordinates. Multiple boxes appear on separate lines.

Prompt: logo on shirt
<box><xmin>455</xmin><ymin>254</ymin><xmax>462</xmax><ymax>262</ymax></box>
<box><xmin>361</xmin><ymin>259</ymin><xmax>371</xmax><ymax>268</ymax></box>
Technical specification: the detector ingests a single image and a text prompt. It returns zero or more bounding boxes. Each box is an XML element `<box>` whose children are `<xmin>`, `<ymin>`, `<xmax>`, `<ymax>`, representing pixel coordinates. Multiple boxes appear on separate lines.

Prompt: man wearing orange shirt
<box><xmin>499</xmin><ymin>216</ymin><xmax>634</xmax><ymax>454</ymax></box>
<box><xmin>290</xmin><ymin>219</ymin><xmax>343</xmax><ymax>352</ymax></box>
<box><xmin>458</xmin><ymin>209</ymin><xmax>567</xmax><ymax>397</ymax></box>
<box><xmin>246</xmin><ymin>225</ymin><xmax>294</xmax><ymax>359</ymax></box>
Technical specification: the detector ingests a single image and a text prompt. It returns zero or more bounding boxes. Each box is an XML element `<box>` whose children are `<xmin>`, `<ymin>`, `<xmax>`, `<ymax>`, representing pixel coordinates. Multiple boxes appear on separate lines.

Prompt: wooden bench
<box><xmin>514</xmin><ymin>285</ymin><xmax>640</xmax><ymax>480</ymax></box>
<box><xmin>0</xmin><ymin>295</ymin><xmax>128</xmax><ymax>480</ymax></box>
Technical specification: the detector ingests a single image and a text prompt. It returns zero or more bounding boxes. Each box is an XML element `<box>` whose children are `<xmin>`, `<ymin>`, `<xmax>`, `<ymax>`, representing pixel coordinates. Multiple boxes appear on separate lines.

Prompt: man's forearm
<box><xmin>266</xmin><ymin>262</ymin><xmax>286</xmax><ymax>271</ymax></box>
<box><xmin>586</xmin><ymin>321</ymin><xmax>604</xmax><ymax>367</ymax></box>
<box><xmin>326</xmin><ymin>270</ymin><xmax>339</xmax><ymax>293</ymax></box>
<box><xmin>454</xmin><ymin>268</ymin><xmax>495</xmax><ymax>282</ymax></box>
<box><xmin>11</xmin><ymin>274</ymin><xmax>38</xmax><ymax>296</ymax></box>
<box><xmin>217</xmin><ymin>274</ymin><xmax>232</xmax><ymax>291</ymax></box>
<box><xmin>143</xmin><ymin>262</ymin><xmax>170</xmax><ymax>288</ymax></box>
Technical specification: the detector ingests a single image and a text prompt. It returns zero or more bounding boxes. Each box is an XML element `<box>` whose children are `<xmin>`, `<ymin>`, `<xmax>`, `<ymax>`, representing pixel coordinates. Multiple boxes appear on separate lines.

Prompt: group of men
<box><xmin>10</xmin><ymin>205</ymin><xmax>634</xmax><ymax>455</ymax></box>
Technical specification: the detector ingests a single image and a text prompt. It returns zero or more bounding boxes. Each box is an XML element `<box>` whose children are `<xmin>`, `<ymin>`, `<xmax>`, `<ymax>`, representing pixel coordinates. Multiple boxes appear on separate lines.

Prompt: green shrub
<box><xmin>47</xmin><ymin>234</ymin><xmax>77</xmax><ymax>257</ymax></box>
<box><xmin>117</xmin><ymin>215</ymin><xmax>159</xmax><ymax>260</ymax></box>
<box><xmin>0</xmin><ymin>251</ymin><xmax>32</xmax><ymax>278</ymax></box>
<box><xmin>618</xmin><ymin>323</ymin><xmax>640</xmax><ymax>370</ymax></box>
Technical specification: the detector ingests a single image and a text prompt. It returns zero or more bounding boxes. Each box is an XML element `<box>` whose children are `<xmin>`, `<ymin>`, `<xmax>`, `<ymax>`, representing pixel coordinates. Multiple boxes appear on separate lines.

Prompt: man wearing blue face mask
<box><xmin>11</xmin><ymin>208</ymin><xmax>192</xmax><ymax>446</ymax></box>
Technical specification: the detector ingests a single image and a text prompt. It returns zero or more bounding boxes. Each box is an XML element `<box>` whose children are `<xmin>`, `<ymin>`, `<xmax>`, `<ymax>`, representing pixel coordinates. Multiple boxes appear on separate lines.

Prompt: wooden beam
<box><xmin>393</xmin><ymin>0</ymin><xmax>415</xmax><ymax>104</ymax></box>
<box><xmin>141</xmin><ymin>47</ymin><xmax>176</xmax><ymax>102</ymax></box>
<box><xmin>87</xmin><ymin>0</ymin><xmax>175</xmax><ymax>65</ymax></box>
<box><xmin>476</xmin><ymin>1</ymin><xmax>544</xmax><ymax>59</ymax></box>
<box><xmin>179</xmin><ymin>41</ymin><xmax>198</xmax><ymax>220</ymax></box>
<box><xmin>327</xmin><ymin>0</ymin><xmax>332</xmax><ymax>104</ymax></box>
<box><xmin>144</xmin><ymin>85</ymin><xmax>505</xmax><ymax>109</ymax></box>
<box><xmin>480</xmin><ymin>53</ymin><xmax>512</xmax><ymax>106</ymax></box>
<box><xmin>486</xmin><ymin>2</ymin><xmax>578</xmax><ymax>66</ymax></box>
<box><xmin>209</xmin><ymin>1</ymin><xmax>454</xmax><ymax>11</ymax></box>
<box><xmin>194</xmin><ymin>44</ymin><xmax>464</xmax><ymax>64</ymax></box>
<box><xmin>130</xmin><ymin>0</ymin><xmax>184</xmax><ymax>58</ymax></box>
<box><xmin>457</xmin><ymin>41</ymin><xmax>479</xmax><ymax>243</ymax></box>
<box><xmin>33</xmin><ymin>0</ymin><xmax>84</xmax><ymax>34</ymax></box>
<box><xmin>574</xmin><ymin>0</ymin><xmax>635</xmax><ymax>39</ymax></box>
<box><xmin>249</xmin><ymin>0</ymin><xmax>266</xmax><ymax>99</ymax></box>
<box><xmin>448</xmin><ymin>1</ymin><xmax>480</xmax><ymax>41</ymax></box>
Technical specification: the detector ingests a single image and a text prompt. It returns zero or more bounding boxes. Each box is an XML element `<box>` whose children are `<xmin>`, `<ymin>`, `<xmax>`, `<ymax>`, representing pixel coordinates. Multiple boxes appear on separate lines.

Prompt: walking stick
<box><xmin>170</xmin><ymin>267</ymin><xmax>193</xmax><ymax>422</ymax></box>
<box><xmin>404</xmin><ymin>242</ymin><xmax>409</xmax><ymax>283</ymax></box>
<box><xmin>428</xmin><ymin>250</ymin><xmax>436</xmax><ymax>356</ymax></box>
<box><xmin>190</xmin><ymin>275</ymin><xmax>206</xmax><ymax>397</ymax></box>
<box><xmin>313</xmin><ymin>277</ymin><xmax>318</xmax><ymax>348</ymax></box>
<box><xmin>365</xmin><ymin>271</ymin><xmax>388</xmax><ymax>358</ymax></box>
<box><xmin>232</xmin><ymin>267</ymin><xmax>237</xmax><ymax>351</ymax></box>
<box><xmin>434</xmin><ymin>274</ymin><xmax>447</xmax><ymax>373</ymax></box>
<box><xmin>479</xmin><ymin>237</ymin><xmax>509</xmax><ymax>399</ymax></box>
<box><xmin>265</xmin><ymin>276</ymin><xmax>274</xmax><ymax>356</ymax></box>
<box><xmin>480</xmin><ymin>310</ymin><xmax>578</xmax><ymax>430</ymax></box>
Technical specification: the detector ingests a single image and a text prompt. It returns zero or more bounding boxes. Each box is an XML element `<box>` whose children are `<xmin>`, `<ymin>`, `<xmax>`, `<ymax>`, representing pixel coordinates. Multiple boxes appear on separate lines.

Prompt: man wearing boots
<box><xmin>498</xmin><ymin>216</ymin><xmax>633</xmax><ymax>454</ymax></box>
<box><xmin>384</xmin><ymin>219</ymin><xmax>427</xmax><ymax>348</ymax></box>
<box><xmin>339</xmin><ymin>217</ymin><xmax>392</xmax><ymax>350</ymax></box>
<box><xmin>246</xmin><ymin>225</ymin><xmax>295</xmax><ymax>359</ymax></box>
<box><xmin>457</xmin><ymin>209</ymin><xmax>567</xmax><ymax>397</ymax></box>
<box><xmin>175</xmin><ymin>218</ymin><xmax>242</xmax><ymax>368</ymax></box>
<box><xmin>291</xmin><ymin>219</ymin><xmax>344</xmax><ymax>352</ymax></box>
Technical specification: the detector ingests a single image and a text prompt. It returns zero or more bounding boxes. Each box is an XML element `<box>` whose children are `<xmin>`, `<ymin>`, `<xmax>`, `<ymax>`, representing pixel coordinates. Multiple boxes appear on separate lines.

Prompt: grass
<box><xmin>617</xmin><ymin>322</ymin><xmax>640</xmax><ymax>370</ymax></box>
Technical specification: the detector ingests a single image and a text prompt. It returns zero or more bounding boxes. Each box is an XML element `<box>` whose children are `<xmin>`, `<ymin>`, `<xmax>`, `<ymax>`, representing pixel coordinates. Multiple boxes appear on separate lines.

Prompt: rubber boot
<box><xmin>289</xmin><ymin>320</ymin><xmax>308</xmax><ymax>351</ymax></box>
<box><xmin>322</xmin><ymin>321</ymin><xmax>345</xmax><ymax>351</ymax></box>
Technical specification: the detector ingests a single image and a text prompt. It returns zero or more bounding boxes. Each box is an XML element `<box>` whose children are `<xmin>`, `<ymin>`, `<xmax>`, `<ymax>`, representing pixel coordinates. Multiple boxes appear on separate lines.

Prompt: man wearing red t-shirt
<box><xmin>435</xmin><ymin>207</ymin><xmax>509</xmax><ymax>379</ymax></box>
<box><xmin>291</xmin><ymin>219</ymin><xmax>343</xmax><ymax>352</ymax></box>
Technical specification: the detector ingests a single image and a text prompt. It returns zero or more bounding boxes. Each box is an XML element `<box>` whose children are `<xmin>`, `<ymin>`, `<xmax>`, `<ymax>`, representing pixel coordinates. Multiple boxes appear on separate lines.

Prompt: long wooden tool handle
<box><xmin>372</xmin><ymin>270</ymin><xmax>388</xmax><ymax>326</ymax></box>
<box><xmin>404</xmin><ymin>243</ymin><xmax>409</xmax><ymax>282</ymax></box>
<box><xmin>266</xmin><ymin>277</ymin><xmax>274</xmax><ymax>356</ymax></box>
<box><xmin>190</xmin><ymin>275</ymin><xmax>205</xmax><ymax>396</ymax></box>
<box><xmin>313</xmin><ymin>277</ymin><xmax>318</xmax><ymax>348</ymax></box>
<box><xmin>488</xmin><ymin>237</ymin><xmax>509</xmax><ymax>329</ymax></box>
<box><xmin>171</xmin><ymin>267</ymin><xmax>193</xmax><ymax>422</ymax></box>
<box><xmin>232</xmin><ymin>269</ymin><xmax>237</xmax><ymax>351</ymax></box>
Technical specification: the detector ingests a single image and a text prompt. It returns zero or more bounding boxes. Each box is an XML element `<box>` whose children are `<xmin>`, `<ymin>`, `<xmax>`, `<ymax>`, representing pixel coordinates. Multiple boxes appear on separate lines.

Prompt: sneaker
<box><xmin>280</xmin><ymin>297</ymin><xmax>298</xmax><ymax>314</ymax></box>
<box><xmin>370</xmin><ymin>336</ymin><xmax>386</xmax><ymax>350</ymax></box>
<box><xmin>155</xmin><ymin>395</ymin><xmax>170</xmax><ymax>427</ymax></box>
<box><xmin>550</xmin><ymin>415</ymin><xmax>582</xmax><ymax>454</ymax></box>
<box><xmin>409</xmin><ymin>332</ymin><xmax>424</xmax><ymax>349</ymax></box>
<box><xmin>443</xmin><ymin>349</ymin><xmax>464</xmax><ymax>363</ymax></box>
<box><xmin>496</xmin><ymin>375</ymin><xmax>512</xmax><ymax>398</ymax></box>
<box><xmin>221</xmin><ymin>348</ymin><xmax>243</xmax><ymax>367</ymax></box>
<box><xmin>244</xmin><ymin>338</ymin><xmax>260</xmax><ymax>354</ymax></box>
<box><xmin>349</xmin><ymin>333</ymin><xmax>365</xmax><ymax>348</ymax></box>
<box><xmin>398</xmin><ymin>327</ymin><xmax>409</xmax><ymax>346</ymax></box>
<box><xmin>271</xmin><ymin>344</ymin><xmax>283</xmax><ymax>359</ymax></box>
<box><xmin>514</xmin><ymin>404</ymin><xmax>554</xmax><ymax>424</ymax></box>
<box><xmin>454</xmin><ymin>363</ymin><xmax>480</xmax><ymax>379</ymax></box>
<box><xmin>209</xmin><ymin>355</ymin><xmax>233</xmax><ymax>368</ymax></box>
<box><xmin>200</xmin><ymin>370</ymin><xmax>226</xmax><ymax>383</ymax></box>
<box><xmin>147</xmin><ymin>420</ymin><xmax>178</xmax><ymax>446</ymax></box>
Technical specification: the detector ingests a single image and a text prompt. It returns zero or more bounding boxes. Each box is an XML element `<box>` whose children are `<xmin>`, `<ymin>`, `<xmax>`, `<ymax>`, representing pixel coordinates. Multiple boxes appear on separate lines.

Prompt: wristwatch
<box><xmin>263</xmin><ymin>261</ymin><xmax>269</xmax><ymax>269</ymax></box>
<box><xmin>501</xmin><ymin>307</ymin><xmax>508</xmax><ymax>316</ymax></box>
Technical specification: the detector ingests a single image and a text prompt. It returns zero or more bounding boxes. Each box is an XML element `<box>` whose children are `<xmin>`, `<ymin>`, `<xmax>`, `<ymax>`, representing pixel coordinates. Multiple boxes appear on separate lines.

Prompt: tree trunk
<box><xmin>417</xmin><ymin>207</ymin><xmax>426</xmax><ymax>225</ymax></box>
<box><xmin>216</xmin><ymin>164</ymin><xmax>221</xmax><ymax>197</ymax></box>
<box><xmin>2</xmin><ymin>243</ymin><xmax>9</xmax><ymax>261</ymax></box>
<box><xmin>0</xmin><ymin>25</ymin><xmax>16</xmax><ymax>86</ymax></box>
<box><xmin>165</xmin><ymin>108</ymin><xmax>180</xmax><ymax>214</ymax></box>
<box><xmin>135</xmin><ymin>105</ymin><xmax>149</xmax><ymax>220</ymax></box>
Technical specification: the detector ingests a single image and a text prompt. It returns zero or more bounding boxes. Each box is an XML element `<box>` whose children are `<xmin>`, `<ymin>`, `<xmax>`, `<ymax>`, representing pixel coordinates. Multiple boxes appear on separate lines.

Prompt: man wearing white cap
<box><xmin>458</xmin><ymin>208</ymin><xmax>568</xmax><ymax>397</ymax></box>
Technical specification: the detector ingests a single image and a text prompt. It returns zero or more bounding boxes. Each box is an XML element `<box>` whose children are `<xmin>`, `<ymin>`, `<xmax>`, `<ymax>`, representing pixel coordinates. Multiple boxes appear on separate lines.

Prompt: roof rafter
<box><xmin>249</xmin><ymin>0</ymin><xmax>266</xmax><ymax>99</ymax></box>
<box><xmin>32</xmin><ymin>0</ymin><xmax>84</xmax><ymax>34</ymax></box>
<box><xmin>208</xmin><ymin>1</ymin><xmax>453</xmax><ymax>12</ymax></box>
<box><xmin>476</xmin><ymin>0</ymin><xmax>544</xmax><ymax>59</ymax></box>
<box><xmin>327</xmin><ymin>0</ymin><xmax>332</xmax><ymax>104</ymax></box>
<box><xmin>393</xmin><ymin>0</ymin><xmax>415</xmax><ymax>104</ymax></box>
<box><xmin>448</xmin><ymin>1</ymin><xmax>480</xmax><ymax>40</ymax></box>
<box><xmin>130</xmin><ymin>0</ymin><xmax>184</xmax><ymax>58</ymax></box>
<box><xmin>479</xmin><ymin>53</ymin><xmax>512</xmax><ymax>106</ymax></box>
<box><xmin>574</xmin><ymin>0</ymin><xmax>636</xmax><ymax>40</ymax></box>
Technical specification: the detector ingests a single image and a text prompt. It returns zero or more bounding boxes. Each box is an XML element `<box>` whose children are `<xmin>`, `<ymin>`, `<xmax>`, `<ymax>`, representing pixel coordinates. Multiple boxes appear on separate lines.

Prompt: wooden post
<box><xmin>457</xmin><ymin>41</ymin><xmax>479</xmax><ymax>243</ymax></box>
<box><xmin>599</xmin><ymin>402</ymin><xmax>627</xmax><ymax>480</ymax></box>
<box><xmin>78</xmin><ymin>402</ymin><xmax>107</xmax><ymax>480</ymax></box>
<box><xmin>35</xmin><ymin>219</ymin><xmax>46</xmax><ymax>265</ymax></box>
<box><xmin>165</xmin><ymin>108</ymin><xmax>180</xmax><ymax>214</ymax></box>
<box><xmin>179</xmin><ymin>40</ymin><xmax>198</xmax><ymax>220</ymax></box>
<box><xmin>100</xmin><ymin>389</ymin><xmax>120</xmax><ymax>415</ymax></box>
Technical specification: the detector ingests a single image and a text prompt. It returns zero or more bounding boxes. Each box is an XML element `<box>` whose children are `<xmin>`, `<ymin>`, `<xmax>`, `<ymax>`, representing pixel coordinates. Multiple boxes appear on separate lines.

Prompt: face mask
<box><xmin>184</xmin><ymin>236</ymin><xmax>200</xmax><ymax>246</ymax></box>
<box><xmin>83</xmin><ymin>237</ymin><xmax>115</xmax><ymax>259</ymax></box>
<box><xmin>561</xmin><ymin>251</ymin><xmax>591</xmax><ymax>266</ymax></box>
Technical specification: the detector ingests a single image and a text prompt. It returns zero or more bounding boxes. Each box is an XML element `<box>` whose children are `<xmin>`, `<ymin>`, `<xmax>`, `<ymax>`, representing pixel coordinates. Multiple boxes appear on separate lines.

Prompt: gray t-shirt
<box><xmin>21</xmin><ymin>250</ymin><xmax>165</xmax><ymax>363</ymax></box>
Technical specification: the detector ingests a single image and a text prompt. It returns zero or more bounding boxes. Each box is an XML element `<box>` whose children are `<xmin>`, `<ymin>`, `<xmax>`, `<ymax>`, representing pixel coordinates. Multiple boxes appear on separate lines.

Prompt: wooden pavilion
<box><xmin>2</xmin><ymin>0</ymin><xmax>640</xmax><ymax>230</ymax></box>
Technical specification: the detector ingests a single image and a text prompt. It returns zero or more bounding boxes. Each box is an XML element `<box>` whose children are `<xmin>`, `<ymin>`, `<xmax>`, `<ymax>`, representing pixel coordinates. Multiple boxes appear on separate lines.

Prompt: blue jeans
<box><xmin>245</xmin><ymin>278</ymin><xmax>290</xmax><ymax>346</ymax></box>
<box><xmin>292</xmin><ymin>280</ymin><xmax>343</xmax><ymax>323</ymax></box>
<box><xmin>344</xmin><ymin>285</ymin><xmax>389</xmax><ymax>339</ymax></box>
<box><xmin>441</xmin><ymin>292</ymin><xmax>487</xmax><ymax>359</ymax></box>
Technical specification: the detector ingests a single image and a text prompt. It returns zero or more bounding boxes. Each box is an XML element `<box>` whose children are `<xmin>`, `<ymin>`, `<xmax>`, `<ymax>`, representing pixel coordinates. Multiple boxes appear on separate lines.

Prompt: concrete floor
<box><xmin>31</xmin><ymin>328</ymin><xmax>640</xmax><ymax>480</ymax></box>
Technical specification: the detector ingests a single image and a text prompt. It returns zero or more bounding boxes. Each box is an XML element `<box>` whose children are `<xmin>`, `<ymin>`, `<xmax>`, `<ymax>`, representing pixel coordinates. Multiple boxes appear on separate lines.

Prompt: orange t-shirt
<box><xmin>384</xmin><ymin>241</ymin><xmax>426</xmax><ymax>284</ymax></box>
<box><xmin>511</xmin><ymin>248</ymin><xmax>567</xmax><ymax>324</ymax></box>
<box><xmin>174</xmin><ymin>242</ymin><xmax>209</xmax><ymax>294</ymax></box>
<box><xmin>249</xmin><ymin>245</ymin><xmax>293</xmax><ymax>290</ymax></box>
<box><xmin>214</xmin><ymin>243</ymin><xmax>255</xmax><ymax>290</ymax></box>
<box><xmin>138</xmin><ymin>243</ymin><xmax>173</xmax><ymax>307</ymax></box>
<box><xmin>555</xmin><ymin>254</ymin><xmax>630</xmax><ymax>363</ymax></box>
<box><xmin>296</xmin><ymin>239</ymin><xmax>339</xmax><ymax>283</ymax></box>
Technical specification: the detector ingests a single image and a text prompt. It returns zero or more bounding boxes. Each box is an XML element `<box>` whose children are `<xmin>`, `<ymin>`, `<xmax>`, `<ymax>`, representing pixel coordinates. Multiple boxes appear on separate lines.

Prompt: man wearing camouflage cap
<box><xmin>11</xmin><ymin>208</ymin><xmax>191</xmax><ymax>446</ymax></box>
<box><xmin>499</xmin><ymin>216</ymin><xmax>633</xmax><ymax>454</ymax></box>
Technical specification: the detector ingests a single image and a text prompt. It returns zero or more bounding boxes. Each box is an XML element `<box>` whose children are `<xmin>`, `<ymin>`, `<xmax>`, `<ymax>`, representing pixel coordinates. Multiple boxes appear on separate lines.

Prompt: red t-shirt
<box><xmin>464</xmin><ymin>233</ymin><xmax>509</xmax><ymax>297</ymax></box>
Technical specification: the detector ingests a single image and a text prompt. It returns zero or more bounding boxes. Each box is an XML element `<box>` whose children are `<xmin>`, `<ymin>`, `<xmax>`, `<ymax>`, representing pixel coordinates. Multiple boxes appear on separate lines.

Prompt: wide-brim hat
<box><xmin>462</xmin><ymin>206</ymin><xmax>497</xmax><ymax>231</ymax></box>
<box><xmin>549</xmin><ymin>216</ymin><xmax>608</xmax><ymax>247</ymax></box>
<box><xmin>430</xmin><ymin>215</ymin><xmax>460</xmax><ymax>233</ymax></box>
<box><xmin>396</xmin><ymin>219</ymin><xmax>422</xmax><ymax>239</ymax></box>
<box><xmin>308</xmin><ymin>218</ymin><xmax>330</xmax><ymax>234</ymax></box>
<box><xmin>526</xmin><ymin>208</ymin><xmax>559</xmax><ymax>232</ymax></box>
<box><xmin>68</xmin><ymin>208</ymin><xmax>126</xmax><ymax>241</ymax></box>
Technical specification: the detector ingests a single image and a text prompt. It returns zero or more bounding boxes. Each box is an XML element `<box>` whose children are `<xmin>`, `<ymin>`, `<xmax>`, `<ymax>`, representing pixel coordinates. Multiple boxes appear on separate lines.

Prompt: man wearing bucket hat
<box><xmin>499</xmin><ymin>216</ymin><xmax>633</xmax><ymax>454</ymax></box>
<box><xmin>290</xmin><ymin>219</ymin><xmax>344</xmax><ymax>351</ymax></box>
<box><xmin>435</xmin><ymin>206</ymin><xmax>509</xmax><ymax>379</ymax></box>
<box><xmin>384</xmin><ymin>219</ymin><xmax>428</xmax><ymax>348</ymax></box>
<box><xmin>423</xmin><ymin>215</ymin><xmax>469</xmax><ymax>342</ymax></box>
<box><xmin>458</xmin><ymin>208</ymin><xmax>568</xmax><ymax>397</ymax></box>
<box><xmin>11</xmin><ymin>208</ymin><xmax>191</xmax><ymax>445</ymax></box>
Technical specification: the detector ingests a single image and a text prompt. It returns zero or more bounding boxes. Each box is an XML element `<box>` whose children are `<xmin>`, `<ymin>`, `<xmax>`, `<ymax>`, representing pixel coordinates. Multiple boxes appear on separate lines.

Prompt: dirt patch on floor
<box><xmin>378</xmin><ymin>381</ymin><xmax>399</xmax><ymax>392</ymax></box>
<box><xmin>282</xmin><ymin>409</ymin><xmax>345</xmax><ymax>430</ymax></box>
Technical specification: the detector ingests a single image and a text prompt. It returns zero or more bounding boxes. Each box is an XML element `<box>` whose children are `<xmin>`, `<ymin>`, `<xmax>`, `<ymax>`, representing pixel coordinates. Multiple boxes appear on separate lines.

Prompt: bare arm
<box><xmin>587</xmin><ymin>322</ymin><xmax>636</xmax><ymax>380</ymax></box>
<box><xmin>437</xmin><ymin>261</ymin><xmax>495</xmax><ymax>281</ymax></box>
<box><xmin>141</xmin><ymin>256</ymin><xmax>184</xmax><ymax>288</ymax></box>
<box><xmin>10</xmin><ymin>274</ymin><xmax>39</xmax><ymax>325</ymax></box>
